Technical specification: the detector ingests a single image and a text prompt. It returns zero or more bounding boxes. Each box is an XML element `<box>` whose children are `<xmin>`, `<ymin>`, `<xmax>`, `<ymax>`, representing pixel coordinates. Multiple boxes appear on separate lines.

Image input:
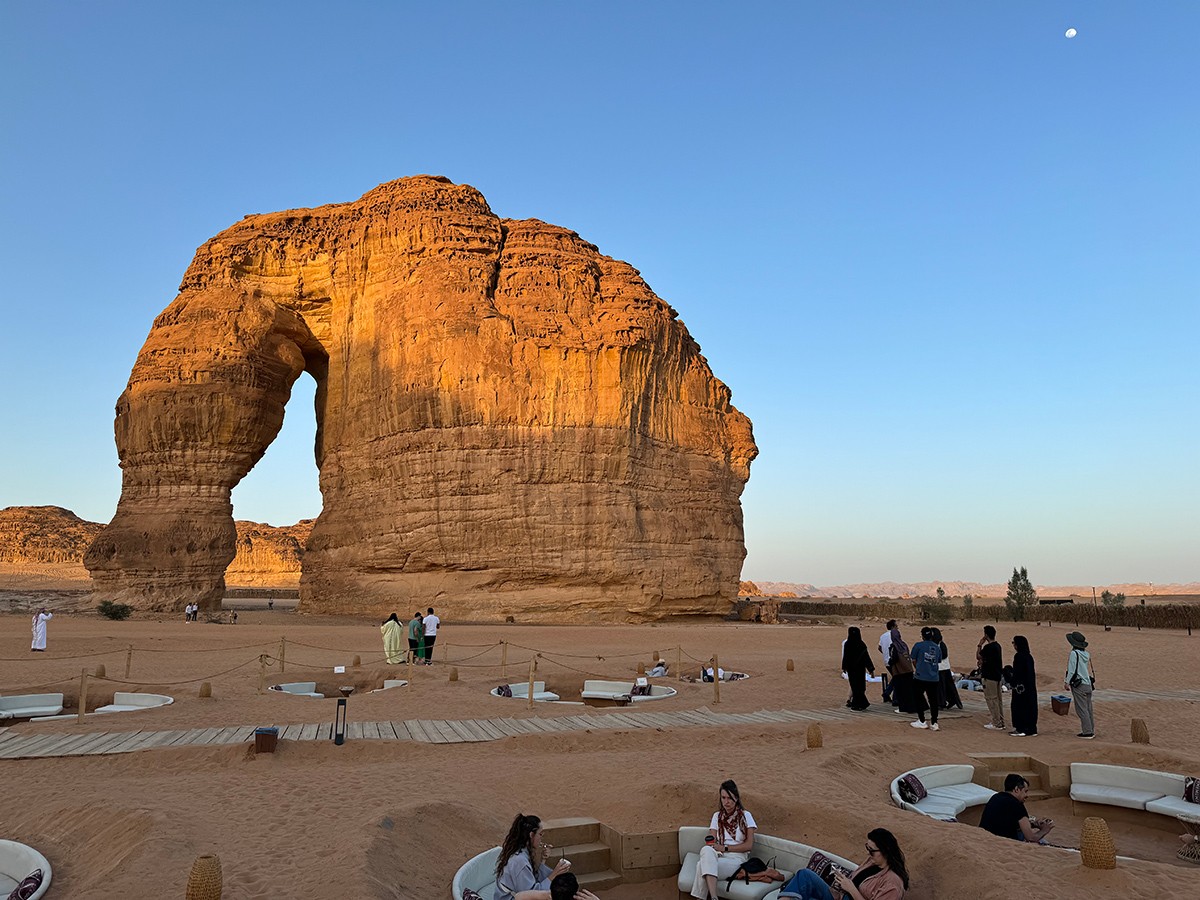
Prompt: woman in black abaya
<box><xmin>842</xmin><ymin>626</ymin><xmax>876</xmax><ymax>711</ymax></box>
<box><xmin>1010</xmin><ymin>635</ymin><xmax>1039</xmax><ymax>736</ymax></box>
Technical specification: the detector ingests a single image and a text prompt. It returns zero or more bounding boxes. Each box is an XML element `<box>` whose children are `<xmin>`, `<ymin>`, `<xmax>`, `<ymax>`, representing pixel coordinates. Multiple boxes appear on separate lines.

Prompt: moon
<box><xmin>1065</xmin><ymin>28</ymin><xmax>1078</xmax><ymax>38</ymax></box>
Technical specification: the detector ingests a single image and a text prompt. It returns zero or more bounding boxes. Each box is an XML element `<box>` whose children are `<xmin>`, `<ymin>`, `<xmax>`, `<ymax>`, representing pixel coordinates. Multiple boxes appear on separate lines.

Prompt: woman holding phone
<box><xmin>494</xmin><ymin>813</ymin><xmax>572</xmax><ymax>900</ymax></box>
<box><xmin>689</xmin><ymin>779</ymin><xmax>758</xmax><ymax>899</ymax></box>
<box><xmin>778</xmin><ymin>828</ymin><xmax>908</xmax><ymax>899</ymax></box>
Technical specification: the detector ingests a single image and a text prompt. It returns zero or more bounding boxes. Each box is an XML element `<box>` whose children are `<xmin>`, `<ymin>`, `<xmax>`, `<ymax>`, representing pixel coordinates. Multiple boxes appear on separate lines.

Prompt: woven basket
<box><xmin>1131</xmin><ymin>718</ymin><xmax>1150</xmax><ymax>744</ymax></box>
<box><xmin>186</xmin><ymin>854</ymin><xmax>222</xmax><ymax>900</ymax></box>
<box><xmin>1080</xmin><ymin>817</ymin><xmax>1116</xmax><ymax>870</ymax></box>
<box><xmin>806</xmin><ymin>723</ymin><xmax>823</xmax><ymax>749</ymax></box>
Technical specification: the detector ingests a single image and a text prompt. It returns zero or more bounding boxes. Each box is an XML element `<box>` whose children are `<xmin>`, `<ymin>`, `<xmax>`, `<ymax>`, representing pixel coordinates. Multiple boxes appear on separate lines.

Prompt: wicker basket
<box><xmin>1080</xmin><ymin>817</ymin><xmax>1117</xmax><ymax>870</ymax></box>
<box><xmin>1131</xmin><ymin>718</ymin><xmax>1150</xmax><ymax>744</ymax></box>
<box><xmin>806</xmin><ymin>723</ymin><xmax>823</xmax><ymax>749</ymax></box>
<box><xmin>186</xmin><ymin>854</ymin><xmax>223</xmax><ymax>900</ymax></box>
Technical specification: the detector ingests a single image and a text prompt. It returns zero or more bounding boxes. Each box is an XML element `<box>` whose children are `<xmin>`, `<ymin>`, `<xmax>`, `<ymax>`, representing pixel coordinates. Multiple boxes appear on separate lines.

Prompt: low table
<box><xmin>1177</xmin><ymin>813</ymin><xmax>1200</xmax><ymax>864</ymax></box>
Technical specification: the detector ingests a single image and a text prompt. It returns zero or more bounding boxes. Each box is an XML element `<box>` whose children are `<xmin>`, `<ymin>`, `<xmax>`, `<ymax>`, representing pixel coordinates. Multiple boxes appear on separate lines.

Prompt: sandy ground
<box><xmin>2</xmin><ymin>609</ymin><xmax>1198</xmax><ymax>899</ymax></box>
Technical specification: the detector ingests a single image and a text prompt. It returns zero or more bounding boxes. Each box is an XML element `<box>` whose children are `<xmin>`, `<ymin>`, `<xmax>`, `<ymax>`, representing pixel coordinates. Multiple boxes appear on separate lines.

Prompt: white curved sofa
<box><xmin>0</xmin><ymin>839</ymin><xmax>52</xmax><ymax>900</ymax></box>
<box><xmin>269</xmin><ymin>682</ymin><xmax>324</xmax><ymax>698</ymax></box>
<box><xmin>677</xmin><ymin>827</ymin><xmax>856</xmax><ymax>900</ymax></box>
<box><xmin>1070</xmin><ymin>763</ymin><xmax>1196</xmax><ymax>818</ymax></box>
<box><xmin>0</xmin><ymin>694</ymin><xmax>64</xmax><ymax>720</ymax></box>
<box><xmin>890</xmin><ymin>764</ymin><xmax>995</xmax><ymax>820</ymax></box>
<box><xmin>452</xmin><ymin>845</ymin><xmax>499</xmax><ymax>899</ymax></box>
<box><xmin>490</xmin><ymin>681</ymin><xmax>560</xmax><ymax>702</ymax></box>
<box><xmin>581</xmin><ymin>680</ymin><xmax>677</xmax><ymax>702</ymax></box>
<box><xmin>96</xmin><ymin>692</ymin><xmax>173</xmax><ymax>713</ymax></box>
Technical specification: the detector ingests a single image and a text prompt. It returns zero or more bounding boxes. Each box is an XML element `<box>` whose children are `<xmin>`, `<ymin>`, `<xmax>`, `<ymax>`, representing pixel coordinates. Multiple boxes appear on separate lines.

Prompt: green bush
<box><xmin>97</xmin><ymin>599</ymin><xmax>132</xmax><ymax>620</ymax></box>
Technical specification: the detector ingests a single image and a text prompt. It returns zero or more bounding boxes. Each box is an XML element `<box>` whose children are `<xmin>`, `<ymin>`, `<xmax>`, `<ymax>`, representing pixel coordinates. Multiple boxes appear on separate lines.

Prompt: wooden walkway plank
<box><xmin>299</xmin><ymin>723</ymin><xmax>319</xmax><ymax>741</ymax></box>
<box><xmin>60</xmin><ymin>731</ymin><xmax>116</xmax><ymax>755</ymax></box>
<box><xmin>377</xmin><ymin>721</ymin><xmax>401</xmax><ymax>740</ymax></box>
<box><xmin>429</xmin><ymin>720</ymin><xmax>461</xmax><ymax>743</ymax></box>
<box><xmin>347</xmin><ymin>722</ymin><xmax>364</xmax><ymax>740</ymax></box>
<box><xmin>0</xmin><ymin>735</ymin><xmax>57</xmax><ymax>759</ymax></box>
<box><xmin>280</xmin><ymin>724</ymin><xmax>304</xmax><ymax>741</ymax></box>
<box><xmin>79</xmin><ymin>732</ymin><xmax>142</xmax><ymax>755</ymax></box>
<box><xmin>117</xmin><ymin>733</ymin><xmax>162</xmax><ymax>753</ymax></box>
<box><xmin>486</xmin><ymin>718</ymin><xmax>525</xmax><ymax>738</ymax></box>
<box><xmin>361</xmin><ymin>721</ymin><xmax>380</xmax><ymax>740</ymax></box>
<box><xmin>470</xmin><ymin>719</ymin><xmax>508</xmax><ymax>740</ymax></box>
<box><xmin>443</xmin><ymin>719</ymin><xmax>480</xmax><ymax>742</ymax></box>
<box><xmin>28</xmin><ymin>734</ymin><xmax>96</xmax><ymax>757</ymax></box>
<box><xmin>405</xmin><ymin>720</ymin><xmax>434</xmax><ymax>742</ymax></box>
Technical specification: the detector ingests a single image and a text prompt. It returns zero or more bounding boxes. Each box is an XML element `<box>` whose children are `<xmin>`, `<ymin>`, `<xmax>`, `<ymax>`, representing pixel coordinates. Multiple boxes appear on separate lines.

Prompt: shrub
<box><xmin>97</xmin><ymin>599</ymin><xmax>132</xmax><ymax>620</ymax></box>
<box><xmin>1100</xmin><ymin>590</ymin><xmax>1126</xmax><ymax>608</ymax></box>
<box><xmin>1004</xmin><ymin>566</ymin><xmax>1037</xmax><ymax>621</ymax></box>
<box><xmin>917</xmin><ymin>595</ymin><xmax>953</xmax><ymax>624</ymax></box>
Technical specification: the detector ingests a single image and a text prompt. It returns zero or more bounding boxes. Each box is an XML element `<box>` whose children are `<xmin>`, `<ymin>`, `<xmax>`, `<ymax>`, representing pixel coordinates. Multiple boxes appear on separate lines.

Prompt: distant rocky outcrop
<box><xmin>84</xmin><ymin>176</ymin><xmax>757</xmax><ymax>620</ymax></box>
<box><xmin>224</xmin><ymin>519</ymin><xmax>313</xmax><ymax>588</ymax></box>
<box><xmin>753</xmin><ymin>580</ymin><xmax>1200</xmax><ymax>599</ymax></box>
<box><xmin>738</xmin><ymin>581</ymin><xmax>763</xmax><ymax>596</ymax></box>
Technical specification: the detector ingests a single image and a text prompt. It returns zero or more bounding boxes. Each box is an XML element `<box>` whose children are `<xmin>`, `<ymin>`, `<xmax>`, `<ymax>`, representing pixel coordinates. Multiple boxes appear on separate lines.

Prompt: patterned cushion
<box><xmin>496</xmin><ymin>684</ymin><xmax>512</xmax><ymax>698</ymax></box>
<box><xmin>631</xmin><ymin>684</ymin><xmax>651</xmax><ymax>696</ymax></box>
<box><xmin>898</xmin><ymin>773</ymin><xmax>928</xmax><ymax>804</ymax></box>
<box><xmin>806</xmin><ymin>851</ymin><xmax>842</xmax><ymax>887</ymax></box>
<box><xmin>1185</xmin><ymin>776</ymin><xmax>1200</xmax><ymax>804</ymax></box>
<box><xmin>461</xmin><ymin>890</ymin><xmax>484</xmax><ymax>900</ymax></box>
<box><xmin>7</xmin><ymin>868</ymin><xmax>43</xmax><ymax>900</ymax></box>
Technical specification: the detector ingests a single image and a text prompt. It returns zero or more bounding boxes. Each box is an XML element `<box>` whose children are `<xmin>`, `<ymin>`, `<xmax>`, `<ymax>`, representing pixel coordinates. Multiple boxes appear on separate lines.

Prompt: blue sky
<box><xmin>1</xmin><ymin>3</ymin><xmax>1196</xmax><ymax>586</ymax></box>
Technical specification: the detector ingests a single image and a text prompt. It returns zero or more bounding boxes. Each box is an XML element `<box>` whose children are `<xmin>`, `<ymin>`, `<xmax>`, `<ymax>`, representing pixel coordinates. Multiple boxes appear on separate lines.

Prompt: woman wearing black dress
<box><xmin>842</xmin><ymin>626</ymin><xmax>876</xmax><ymax>711</ymax></box>
<box><xmin>932</xmin><ymin>627</ymin><xmax>962</xmax><ymax>710</ymax></box>
<box><xmin>1009</xmin><ymin>635</ymin><xmax>1038</xmax><ymax>736</ymax></box>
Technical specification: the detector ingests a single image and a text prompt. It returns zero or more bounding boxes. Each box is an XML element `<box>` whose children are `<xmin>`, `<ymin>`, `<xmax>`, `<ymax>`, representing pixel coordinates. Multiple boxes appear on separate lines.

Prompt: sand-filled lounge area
<box><xmin>2</xmin><ymin>609</ymin><xmax>1198</xmax><ymax>898</ymax></box>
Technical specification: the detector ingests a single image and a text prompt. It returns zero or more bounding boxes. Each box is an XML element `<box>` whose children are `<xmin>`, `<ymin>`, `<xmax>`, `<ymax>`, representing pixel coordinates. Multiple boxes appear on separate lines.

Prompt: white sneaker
<box><xmin>984</xmin><ymin>723</ymin><xmax>998</xmax><ymax>729</ymax></box>
<box><xmin>930</xmin><ymin>723</ymin><xmax>940</xmax><ymax>731</ymax></box>
<box><xmin>1010</xmin><ymin>731</ymin><xmax>1026</xmax><ymax>737</ymax></box>
<box><xmin>911</xmin><ymin>720</ymin><xmax>928</xmax><ymax>729</ymax></box>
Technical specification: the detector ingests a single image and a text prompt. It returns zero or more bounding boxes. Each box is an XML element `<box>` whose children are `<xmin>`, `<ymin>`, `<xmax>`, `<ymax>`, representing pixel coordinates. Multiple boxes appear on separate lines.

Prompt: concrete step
<box><xmin>542</xmin><ymin>816</ymin><xmax>601</xmax><ymax>847</ymax></box>
<box><xmin>988</xmin><ymin>769</ymin><xmax>1042</xmax><ymax>792</ymax></box>
<box><xmin>548</xmin><ymin>841</ymin><xmax>610</xmax><ymax>875</ymax></box>
<box><xmin>577</xmin><ymin>869</ymin><xmax>622</xmax><ymax>891</ymax></box>
<box><xmin>971</xmin><ymin>752</ymin><xmax>1033</xmax><ymax>770</ymax></box>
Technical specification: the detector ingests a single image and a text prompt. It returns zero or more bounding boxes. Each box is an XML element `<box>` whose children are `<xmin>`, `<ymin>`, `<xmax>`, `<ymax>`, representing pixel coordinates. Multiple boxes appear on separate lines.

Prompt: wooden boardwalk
<box><xmin>0</xmin><ymin>688</ymin><xmax>1191</xmax><ymax>761</ymax></box>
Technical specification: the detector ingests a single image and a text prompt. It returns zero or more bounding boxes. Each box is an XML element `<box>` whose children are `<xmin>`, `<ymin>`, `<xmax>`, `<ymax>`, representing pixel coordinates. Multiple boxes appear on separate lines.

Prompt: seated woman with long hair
<box><xmin>778</xmin><ymin>828</ymin><xmax>909</xmax><ymax>900</ymax></box>
<box><xmin>690</xmin><ymin>779</ymin><xmax>758</xmax><ymax>899</ymax></box>
<box><xmin>494</xmin><ymin>813</ymin><xmax>572</xmax><ymax>900</ymax></box>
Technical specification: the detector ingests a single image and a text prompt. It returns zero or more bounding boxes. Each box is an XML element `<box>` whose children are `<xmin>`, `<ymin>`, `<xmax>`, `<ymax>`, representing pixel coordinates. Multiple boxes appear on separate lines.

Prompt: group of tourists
<box><xmin>847</xmin><ymin>620</ymin><xmax>1097</xmax><ymax>739</ymax></box>
<box><xmin>379</xmin><ymin>608</ymin><xmax>440</xmax><ymax>665</ymax></box>
<box><xmin>488</xmin><ymin>782</ymin><xmax>908</xmax><ymax>900</ymax></box>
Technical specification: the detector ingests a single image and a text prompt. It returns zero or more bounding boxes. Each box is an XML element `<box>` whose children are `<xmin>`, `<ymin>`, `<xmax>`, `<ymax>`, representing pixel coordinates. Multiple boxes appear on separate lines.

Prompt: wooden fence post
<box><xmin>125</xmin><ymin>644</ymin><xmax>133</xmax><ymax>680</ymax></box>
<box><xmin>501</xmin><ymin>641</ymin><xmax>508</xmax><ymax>678</ymax></box>
<box><xmin>712</xmin><ymin>654</ymin><xmax>721</xmax><ymax>704</ymax></box>
<box><xmin>528</xmin><ymin>656</ymin><xmax>537</xmax><ymax>709</ymax></box>
<box><xmin>77</xmin><ymin>668</ymin><xmax>89</xmax><ymax>724</ymax></box>
<box><xmin>280</xmin><ymin>637</ymin><xmax>287</xmax><ymax>674</ymax></box>
<box><xmin>258</xmin><ymin>655</ymin><xmax>267</xmax><ymax>694</ymax></box>
<box><xmin>676</xmin><ymin>645</ymin><xmax>682</xmax><ymax>681</ymax></box>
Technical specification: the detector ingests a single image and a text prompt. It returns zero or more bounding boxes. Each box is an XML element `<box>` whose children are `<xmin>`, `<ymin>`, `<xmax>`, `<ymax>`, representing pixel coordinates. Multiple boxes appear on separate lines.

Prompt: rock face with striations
<box><xmin>85</xmin><ymin>176</ymin><xmax>757</xmax><ymax>621</ymax></box>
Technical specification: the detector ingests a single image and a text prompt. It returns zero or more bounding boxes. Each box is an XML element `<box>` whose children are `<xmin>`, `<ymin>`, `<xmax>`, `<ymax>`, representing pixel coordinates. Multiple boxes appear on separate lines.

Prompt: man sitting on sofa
<box><xmin>979</xmin><ymin>774</ymin><xmax>1055</xmax><ymax>843</ymax></box>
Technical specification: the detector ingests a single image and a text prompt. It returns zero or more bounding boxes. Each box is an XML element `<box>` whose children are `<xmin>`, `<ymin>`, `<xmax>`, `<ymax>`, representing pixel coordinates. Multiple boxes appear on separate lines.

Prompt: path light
<box><xmin>334</xmin><ymin>697</ymin><xmax>348</xmax><ymax>745</ymax></box>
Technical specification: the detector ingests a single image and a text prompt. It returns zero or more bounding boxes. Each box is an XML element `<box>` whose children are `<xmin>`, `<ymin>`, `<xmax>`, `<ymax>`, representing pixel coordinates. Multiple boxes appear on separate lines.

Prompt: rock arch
<box><xmin>86</xmin><ymin>176</ymin><xmax>757</xmax><ymax>621</ymax></box>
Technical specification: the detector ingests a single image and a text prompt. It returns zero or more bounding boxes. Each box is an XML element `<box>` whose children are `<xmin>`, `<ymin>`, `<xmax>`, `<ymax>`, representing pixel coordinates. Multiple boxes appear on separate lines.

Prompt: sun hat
<box><xmin>1066</xmin><ymin>631</ymin><xmax>1088</xmax><ymax>650</ymax></box>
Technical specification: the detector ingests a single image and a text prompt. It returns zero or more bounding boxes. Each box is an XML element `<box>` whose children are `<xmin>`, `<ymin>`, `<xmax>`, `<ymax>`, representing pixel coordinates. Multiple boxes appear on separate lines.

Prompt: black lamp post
<box><xmin>334</xmin><ymin>697</ymin><xmax>347</xmax><ymax>745</ymax></box>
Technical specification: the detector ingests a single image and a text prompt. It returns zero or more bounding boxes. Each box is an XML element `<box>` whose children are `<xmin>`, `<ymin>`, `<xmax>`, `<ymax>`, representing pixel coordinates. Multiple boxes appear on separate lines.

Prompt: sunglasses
<box><xmin>865</xmin><ymin>844</ymin><xmax>880</xmax><ymax>854</ymax></box>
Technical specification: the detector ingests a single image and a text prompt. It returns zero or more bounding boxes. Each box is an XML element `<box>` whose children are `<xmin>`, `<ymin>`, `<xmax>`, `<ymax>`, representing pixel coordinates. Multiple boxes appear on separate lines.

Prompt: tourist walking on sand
<box><xmin>30</xmin><ymin>607</ymin><xmax>52</xmax><ymax>651</ymax></box>
<box><xmin>1009</xmin><ymin>635</ymin><xmax>1038</xmax><ymax>737</ymax></box>
<box><xmin>1064</xmin><ymin>631</ymin><xmax>1096</xmax><ymax>739</ymax></box>
<box><xmin>910</xmin><ymin>628</ymin><xmax>942</xmax><ymax>731</ymax></box>
<box><xmin>690</xmin><ymin>779</ymin><xmax>758</xmax><ymax>900</ymax></box>
<box><xmin>979</xmin><ymin>625</ymin><xmax>1005</xmax><ymax>730</ymax></box>
<box><xmin>879</xmin><ymin>619</ymin><xmax>896</xmax><ymax>705</ymax></box>
<box><xmin>380</xmin><ymin>613</ymin><xmax>404</xmax><ymax>664</ymax></box>
<box><xmin>842</xmin><ymin>627</ymin><xmax>875</xmax><ymax>711</ymax></box>
<box><xmin>422</xmin><ymin>607</ymin><xmax>440</xmax><ymax>664</ymax></box>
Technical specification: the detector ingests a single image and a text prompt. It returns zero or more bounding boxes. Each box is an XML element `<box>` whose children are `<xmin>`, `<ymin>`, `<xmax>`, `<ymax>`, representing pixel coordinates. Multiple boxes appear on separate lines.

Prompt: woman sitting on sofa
<box><xmin>690</xmin><ymin>779</ymin><xmax>758</xmax><ymax>900</ymax></box>
<box><xmin>778</xmin><ymin>828</ymin><xmax>908</xmax><ymax>900</ymax></box>
<box><xmin>494</xmin><ymin>813</ymin><xmax>572</xmax><ymax>900</ymax></box>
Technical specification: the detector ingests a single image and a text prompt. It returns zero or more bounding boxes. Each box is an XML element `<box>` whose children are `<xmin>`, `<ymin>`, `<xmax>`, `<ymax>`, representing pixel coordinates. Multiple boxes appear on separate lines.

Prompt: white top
<box><xmin>422</xmin><ymin>613</ymin><xmax>440</xmax><ymax>635</ymax></box>
<box><xmin>709</xmin><ymin>809</ymin><xmax>757</xmax><ymax>845</ymax></box>
<box><xmin>879</xmin><ymin>630</ymin><xmax>893</xmax><ymax>662</ymax></box>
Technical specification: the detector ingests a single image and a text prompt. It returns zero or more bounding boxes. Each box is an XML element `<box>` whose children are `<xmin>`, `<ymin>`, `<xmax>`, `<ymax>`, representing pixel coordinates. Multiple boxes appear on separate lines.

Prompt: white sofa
<box><xmin>490</xmin><ymin>681</ymin><xmax>560</xmax><ymax>702</ymax></box>
<box><xmin>95</xmin><ymin>692</ymin><xmax>174</xmax><ymax>713</ymax></box>
<box><xmin>1070</xmin><ymin>763</ymin><xmax>1197</xmax><ymax>818</ymax></box>
<box><xmin>0</xmin><ymin>693</ymin><xmax>64</xmax><ymax>720</ymax></box>
<box><xmin>0</xmin><ymin>839</ymin><xmax>52</xmax><ymax>900</ymax></box>
<box><xmin>581</xmin><ymin>680</ymin><xmax>677</xmax><ymax>702</ymax></box>
<box><xmin>890</xmin><ymin>764</ymin><xmax>995</xmax><ymax>820</ymax></box>
<box><xmin>452</xmin><ymin>846</ymin><xmax>499</xmax><ymax>899</ymax></box>
<box><xmin>372</xmin><ymin>679</ymin><xmax>409</xmax><ymax>692</ymax></box>
<box><xmin>677</xmin><ymin>826</ymin><xmax>856</xmax><ymax>900</ymax></box>
<box><xmin>269</xmin><ymin>682</ymin><xmax>324</xmax><ymax>698</ymax></box>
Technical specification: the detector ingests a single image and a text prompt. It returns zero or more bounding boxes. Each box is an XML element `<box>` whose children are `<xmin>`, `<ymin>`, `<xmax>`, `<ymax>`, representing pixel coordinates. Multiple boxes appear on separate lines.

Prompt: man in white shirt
<box><xmin>879</xmin><ymin>619</ymin><xmax>896</xmax><ymax>704</ymax></box>
<box><xmin>422</xmin><ymin>607</ymin><xmax>440</xmax><ymax>664</ymax></box>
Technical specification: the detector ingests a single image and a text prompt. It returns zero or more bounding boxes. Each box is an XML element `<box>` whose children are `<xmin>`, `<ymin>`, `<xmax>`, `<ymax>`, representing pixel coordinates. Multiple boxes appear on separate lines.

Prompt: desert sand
<box><xmin>1</xmin><ymin>607</ymin><xmax>1197</xmax><ymax>899</ymax></box>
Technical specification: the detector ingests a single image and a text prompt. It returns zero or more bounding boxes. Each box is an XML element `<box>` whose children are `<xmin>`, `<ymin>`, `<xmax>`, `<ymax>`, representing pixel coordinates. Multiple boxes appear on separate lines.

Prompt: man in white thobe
<box><xmin>31</xmin><ymin>608</ymin><xmax>52</xmax><ymax>651</ymax></box>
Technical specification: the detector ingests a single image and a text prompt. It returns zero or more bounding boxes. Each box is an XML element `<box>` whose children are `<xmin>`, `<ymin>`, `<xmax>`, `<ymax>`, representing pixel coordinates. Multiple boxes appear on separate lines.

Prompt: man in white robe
<box><xmin>31</xmin><ymin>608</ymin><xmax>52</xmax><ymax>651</ymax></box>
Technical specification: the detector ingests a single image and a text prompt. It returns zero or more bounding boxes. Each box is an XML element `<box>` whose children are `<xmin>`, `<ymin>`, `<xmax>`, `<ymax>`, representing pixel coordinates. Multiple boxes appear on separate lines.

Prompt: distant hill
<box><xmin>748</xmin><ymin>580</ymin><xmax>1200</xmax><ymax>599</ymax></box>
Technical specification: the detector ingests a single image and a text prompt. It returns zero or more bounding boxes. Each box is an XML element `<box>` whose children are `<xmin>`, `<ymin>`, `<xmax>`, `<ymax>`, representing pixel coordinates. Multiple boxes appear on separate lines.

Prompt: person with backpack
<box><xmin>1063</xmin><ymin>631</ymin><xmax>1096</xmax><ymax>739</ymax></box>
<box><xmin>909</xmin><ymin>628</ymin><xmax>942</xmax><ymax>731</ymax></box>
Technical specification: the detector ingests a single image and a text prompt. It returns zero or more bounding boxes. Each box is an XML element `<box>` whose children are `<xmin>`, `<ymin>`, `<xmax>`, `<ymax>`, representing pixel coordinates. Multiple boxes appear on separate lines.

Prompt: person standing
<box><xmin>879</xmin><ymin>619</ymin><xmax>896</xmax><ymax>705</ymax></box>
<box><xmin>910</xmin><ymin>627</ymin><xmax>942</xmax><ymax>731</ymax></box>
<box><xmin>1064</xmin><ymin>631</ymin><xmax>1096</xmax><ymax>739</ymax></box>
<box><xmin>887</xmin><ymin>626</ymin><xmax>920</xmax><ymax>716</ymax></box>
<box><xmin>979</xmin><ymin>625</ymin><xmax>1005</xmax><ymax>730</ymax></box>
<box><xmin>422</xmin><ymin>607</ymin><xmax>440</xmax><ymax>665</ymax></box>
<box><xmin>932</xmin><ymin>627</ymin><xmax>962</xmax><ymax>710</ymax></box>
<box><xmin>842</xmin><ymin>626</ymin><xmax>875</xmax><ymax>711</ymax></box>
<box><xmin>381</xmin><ymin>613</ymin><xmax>404</xmax><ymax>664</ymax></box>
<box><xmin>1009</xmin><ymin>635</ymin><xmax>1038</xmax><ymax>737</ymax></box>
<box><xmin>407</xmin><ymin>612</ymin><xmax>423</xmax><ymax>664</ymax></box>
<box><xmin>30</xmin><ymin>608</ymin><xmax>52</xmax><ymax>652</ymax></box>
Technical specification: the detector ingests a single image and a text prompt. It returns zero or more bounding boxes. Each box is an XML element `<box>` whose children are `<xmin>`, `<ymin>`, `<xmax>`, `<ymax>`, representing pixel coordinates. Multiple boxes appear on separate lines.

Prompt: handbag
<box><xmin>727</xmin><ymin>856</ymin><xmax>783</xmax><ymax>889</ymax></box>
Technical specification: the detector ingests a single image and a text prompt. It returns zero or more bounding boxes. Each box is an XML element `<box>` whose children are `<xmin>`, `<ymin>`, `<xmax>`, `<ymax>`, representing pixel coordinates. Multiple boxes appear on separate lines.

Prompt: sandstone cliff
<box><xmin>85</xmin><ymin>176</ymin><xmax>757</xmax><ymax>620</ymax></box>
<box><xmin>224</xmin><ymin>519</ymin><xmax>312</xmax><ymax>588</ymax></box>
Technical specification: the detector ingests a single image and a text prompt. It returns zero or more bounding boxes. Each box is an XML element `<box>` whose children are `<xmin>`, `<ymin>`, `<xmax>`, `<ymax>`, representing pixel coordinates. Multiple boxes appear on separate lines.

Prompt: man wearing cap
<box><xmin>1063</xmin><ymin>631</ymin><xmax>1096</xmax><ymax>739</ymax></box>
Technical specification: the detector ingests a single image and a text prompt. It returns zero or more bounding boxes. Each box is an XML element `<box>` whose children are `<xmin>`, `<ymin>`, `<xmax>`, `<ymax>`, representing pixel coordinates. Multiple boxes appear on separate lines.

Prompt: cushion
<box><xmin>1070</xmin><ymin>784</ymin><xmax>1163</xmax><ymax>810</ymax></box>
<box><xmin>1185</xmin><ymin>776</ymin><xmax>1200</xmax><ymax>804</ymax></box>
<box><xmin>495</xmin><ymin>684</ymin><xmax>512</xmax><ymax>698</ymax></box>
<box><xmin>806</xmin><ymin>850</ymin><xmax>841</xmax><ymax>887</ymax></box>
<box><xmin>927</xmin><ymin>783</ymin><xmax>995</xmax><ymax>807</ymax></box>
<box><xmin>461</xmin><ymin>890</ymin><xmax>484</xmax><ymax>900</ymax></box>
<box><xmin>898</xmin><ymin>773</ymin><xmax>927</xmax><ymax>804</ymax></box>
<box><xmin>1146</xmin><ymin>795</ymin><xmax>1200</xmax><ymax>818</ymax></box>
<box><xmin>631</xmin><ymin>683</ymin><xmax>651</xmax><ymax>696</ymax></box>
<box><xmin>7</xmin><ymin>869</ymin><xmax>43</xmax><ymax>900</ymax></box>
